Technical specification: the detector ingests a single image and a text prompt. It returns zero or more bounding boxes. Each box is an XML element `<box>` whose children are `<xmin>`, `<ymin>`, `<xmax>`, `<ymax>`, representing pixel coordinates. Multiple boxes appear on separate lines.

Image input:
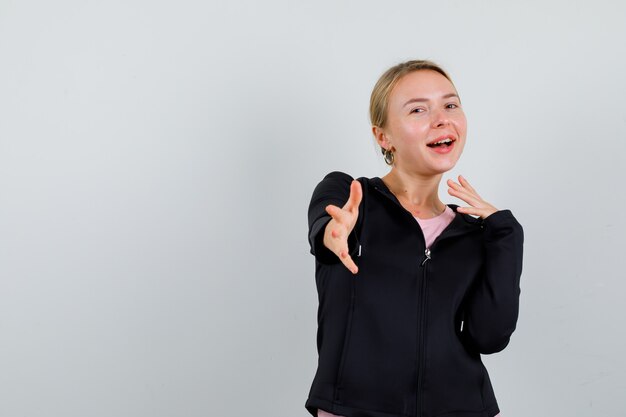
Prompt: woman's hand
<box><xmin>447</xmin><ymin>175</ymin><xmax>498</xmax><ymax>219</ymax></box>
<box><xmin>323</xmin><ymin>180</ymin><xmax>362</xmax><ymax>274</ymax></box>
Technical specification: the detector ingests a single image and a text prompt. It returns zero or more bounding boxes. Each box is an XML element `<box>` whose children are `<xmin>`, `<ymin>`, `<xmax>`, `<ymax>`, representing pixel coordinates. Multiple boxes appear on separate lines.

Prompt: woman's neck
<box><xmin>381</xmin><ymin>168</ymin><xmax>446</xmax><ymax>219</ymax></box>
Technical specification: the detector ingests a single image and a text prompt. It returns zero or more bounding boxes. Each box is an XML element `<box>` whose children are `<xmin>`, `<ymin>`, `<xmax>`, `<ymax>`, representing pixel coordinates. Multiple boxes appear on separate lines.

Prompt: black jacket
<box><xmin>305</xmin><ymin>172</ymin><xmax>524</xmax><ymax>417</ymax></box>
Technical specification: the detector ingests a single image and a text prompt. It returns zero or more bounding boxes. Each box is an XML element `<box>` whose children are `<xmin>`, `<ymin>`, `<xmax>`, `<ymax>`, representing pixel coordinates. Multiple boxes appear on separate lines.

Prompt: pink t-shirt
<box><xmin>414</xmin><ymin>204</ymin><xmax>456</xmax><ymax>248</ymax></box>
<box><xmin>317</xmin><ymin>206</ymin><xmax>502</xmax><ymax>417</ymax></box>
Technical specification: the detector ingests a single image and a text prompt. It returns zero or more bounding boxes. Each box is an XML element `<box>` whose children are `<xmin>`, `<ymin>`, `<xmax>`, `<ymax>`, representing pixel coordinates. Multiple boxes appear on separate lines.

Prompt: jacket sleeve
<box><xmin>461</xmin><ymin>209</ymin><xmax>524</xmax><ymax>354</ymax></box>
<box><xmin>307</xmin><ymin>171</ymin><xmax>361</xmax><ymax>264</ymax></box>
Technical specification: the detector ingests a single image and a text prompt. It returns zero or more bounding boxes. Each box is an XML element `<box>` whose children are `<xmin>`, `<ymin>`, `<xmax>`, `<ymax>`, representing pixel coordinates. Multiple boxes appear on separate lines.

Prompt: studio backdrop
<box><xmin>1</xmin><ymin>1</ymin><xmax>625</xmax><ymax>416</ymax></box>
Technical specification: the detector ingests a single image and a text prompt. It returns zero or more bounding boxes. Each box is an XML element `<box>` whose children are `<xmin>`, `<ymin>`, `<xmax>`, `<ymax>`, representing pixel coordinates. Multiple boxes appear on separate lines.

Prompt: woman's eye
<box><xmin>411</xmin><ymin>108</ymin><xmax>425</xmax><ymax>113</ymax></box>
<box><xmin>446</xmin><ymin>103</ymin><xmax>459</xmax><ymax>109</ymax></box>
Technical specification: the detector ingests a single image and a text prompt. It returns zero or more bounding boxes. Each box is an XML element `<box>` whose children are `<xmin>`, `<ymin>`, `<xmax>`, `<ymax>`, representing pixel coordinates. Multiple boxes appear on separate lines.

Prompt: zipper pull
<box><xmin>421</xmin><ymin>248</ymin><xmax>431</xmax><ymax>266</ymax></box>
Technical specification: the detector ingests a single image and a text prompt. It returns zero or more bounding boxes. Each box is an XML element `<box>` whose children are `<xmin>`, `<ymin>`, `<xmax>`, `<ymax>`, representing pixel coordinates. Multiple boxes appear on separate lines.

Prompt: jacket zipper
<box><xmin>417</xmin><ymin>247</ymin><xmax>430</xmax><ymax>417</ymax></box>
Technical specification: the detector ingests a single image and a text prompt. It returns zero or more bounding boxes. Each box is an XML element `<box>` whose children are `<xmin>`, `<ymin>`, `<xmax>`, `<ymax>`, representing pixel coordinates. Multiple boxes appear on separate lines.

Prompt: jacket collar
<box><xmin>368</xmin><ymin>177</ymin><xmax>483</xmax><ymax>239</ymax></box>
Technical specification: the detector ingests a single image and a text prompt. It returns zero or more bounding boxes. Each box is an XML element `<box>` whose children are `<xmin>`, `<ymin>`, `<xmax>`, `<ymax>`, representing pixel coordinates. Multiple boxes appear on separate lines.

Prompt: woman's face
<box><xmin>379</xmin><ymin>70</ymin><xmax>467</xmax><ymax>175</ymax></box>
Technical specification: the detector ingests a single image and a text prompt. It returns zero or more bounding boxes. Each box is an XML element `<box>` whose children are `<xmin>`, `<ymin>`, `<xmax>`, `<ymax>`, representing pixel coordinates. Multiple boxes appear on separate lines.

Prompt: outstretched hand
<box><xmin>447</xmin><ymin>175</ymin><xmax>498</xmax><ymax>219</ymax></box>
<box><xmin>323</xmin><ymin>180</ymin><xmax>362</xmax><ymax>274</ymax></box>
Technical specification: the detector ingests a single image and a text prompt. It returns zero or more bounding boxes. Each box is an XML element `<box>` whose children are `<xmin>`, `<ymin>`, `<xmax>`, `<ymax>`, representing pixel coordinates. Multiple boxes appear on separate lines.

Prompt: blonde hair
<box><xmin>369</xmin><ymin>60</ymin><xmax>452</xmax><ymax>130</ymax></box>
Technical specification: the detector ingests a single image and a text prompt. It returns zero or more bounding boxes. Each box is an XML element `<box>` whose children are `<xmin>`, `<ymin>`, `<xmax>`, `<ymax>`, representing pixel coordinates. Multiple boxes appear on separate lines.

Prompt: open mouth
<box><xmin>426</xmin><ymin>137</ymin><xmax>456</xmax><ymax>148</ymax></box>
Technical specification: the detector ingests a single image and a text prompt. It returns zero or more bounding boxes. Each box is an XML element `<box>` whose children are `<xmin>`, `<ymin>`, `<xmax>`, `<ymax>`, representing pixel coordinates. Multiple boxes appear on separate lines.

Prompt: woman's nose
<box><xmin>431</xmin><ymin>109</ymin><xmax>451</xmax><ymax>128</ymax></box>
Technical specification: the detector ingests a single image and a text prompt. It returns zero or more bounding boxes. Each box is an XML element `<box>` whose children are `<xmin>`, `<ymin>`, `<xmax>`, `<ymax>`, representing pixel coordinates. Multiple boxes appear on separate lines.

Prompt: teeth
<box><xmin>430</xmin><ymin>138</ymin><xmax>454</xmax><ymax>145</ymax></box>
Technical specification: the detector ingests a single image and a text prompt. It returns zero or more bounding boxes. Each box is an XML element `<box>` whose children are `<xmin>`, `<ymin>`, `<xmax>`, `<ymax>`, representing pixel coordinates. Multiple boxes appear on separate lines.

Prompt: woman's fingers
<box><xmin>323</xmin><ymin>181</ymin><xmax>362</xmax><ymax>275</ymax></box>
<box><xmin>322</xmin><ymin>219</ymin><xmax>359</xmax><ymax>274</ymax></box>
<box><xmin>447</xmin><ymin>188</ymin><xmax>479</xmax><ymax>207</ymax></box>
<box><xmin>327</xmin><ymin>181</ymin><xmax>361</xmax><ymax>226</ymax></box>
<box><xmin>339</xmin><ymin>251</ymin><xmax>359</xmax><ymax>274</ymax></box>
<box><xmin>447</xmin><ymin>176</ymin><xmax>498</xmax><ymax>219</ymax></box>
<box><xmin>325</xmin><ymin>204</ymin><xmax>350</xmax><ymax>224</ymax></box>
<box><xmin>456</xmin><ymin>205</ymin><xmax>484</xmax><ymax>216</ymax></box>
<box><xmin>457</xmin><ymin>175</ymin><xmax>479</xmax><ymax>196</ymax></box>
<box><xmin>330</xmin><ymin>233</ymin><xmax>359</xmax><ymax>274</ymax></box>
<box><xmin>457</xmin><ymin>205</ymin><xmax>497</xmax><ymax>219</ymax></box>
<box><xmin>447</xmin><ymin>182</ymin><xmax>481</xmax><ymax>207</ymax></box>
<box><xmin>325</xmin><ymin>204</ymin><xmax>341</xmax><ymax>218</ymax></box>
<box><xmin>343</xmin><ymin>180</ymin><xmax>363</xmax><ymax>213</ymax></box>
<box><xmin>447</xmin><ymin>178</ymin><xmax>477</xmax><ymax>198</ymax></box>
<box><xmin>447</xmin><ymin>177</ymin><xmax>481</xmax><ymax>204</ymax></box>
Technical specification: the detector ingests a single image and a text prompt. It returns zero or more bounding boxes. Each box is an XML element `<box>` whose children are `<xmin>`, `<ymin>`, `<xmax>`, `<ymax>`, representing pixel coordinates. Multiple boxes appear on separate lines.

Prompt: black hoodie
<box><xmin>305</xmin><ymin>172</ymin><xmax>524</xmax><ymax>417</ymax></box>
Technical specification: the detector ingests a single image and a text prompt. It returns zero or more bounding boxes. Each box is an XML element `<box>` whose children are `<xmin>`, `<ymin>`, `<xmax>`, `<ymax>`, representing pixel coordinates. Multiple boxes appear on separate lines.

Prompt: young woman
<box><xmin>305</xmin><ymin>60</ymin><xmax>523</xmax><ymax>417</ymax></box>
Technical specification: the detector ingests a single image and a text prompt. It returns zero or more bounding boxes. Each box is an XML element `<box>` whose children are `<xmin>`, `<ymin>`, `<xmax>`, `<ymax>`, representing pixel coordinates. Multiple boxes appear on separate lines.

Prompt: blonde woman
<box><xmin>305</xmin><ymin>60</ymin><xmax>523</xmax><ymax>417</ymax></box>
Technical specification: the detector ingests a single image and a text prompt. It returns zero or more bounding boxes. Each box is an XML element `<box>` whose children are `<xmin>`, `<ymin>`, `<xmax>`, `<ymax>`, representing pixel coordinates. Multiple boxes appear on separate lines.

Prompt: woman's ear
<box><xmin>372</xmin><ymin>126</ymin><xmax>392</xmax><ymax>150</ymax></box>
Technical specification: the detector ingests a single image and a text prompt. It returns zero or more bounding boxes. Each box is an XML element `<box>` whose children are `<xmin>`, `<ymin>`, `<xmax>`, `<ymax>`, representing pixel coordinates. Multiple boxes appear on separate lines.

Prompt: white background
<box><xmin>1</xmin><ymin>1</ymin><xmax>625</xmax><ymax>416</ymax></box>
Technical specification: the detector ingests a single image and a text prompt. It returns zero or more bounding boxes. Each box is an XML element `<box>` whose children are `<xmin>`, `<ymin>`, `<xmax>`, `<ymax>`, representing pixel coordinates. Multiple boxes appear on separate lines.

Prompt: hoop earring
<box><xmin>383</xmin><ymin>148</ymin><xmax>394</xmax><ymax>165</ymax></box>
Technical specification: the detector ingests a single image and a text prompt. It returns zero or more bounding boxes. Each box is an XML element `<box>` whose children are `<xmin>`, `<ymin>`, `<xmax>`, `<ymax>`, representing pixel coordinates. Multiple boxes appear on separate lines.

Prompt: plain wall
<box><xmin>1</xmin><ymin>1</ymin><xmax>625</xmax><ymax>416</ymax></box>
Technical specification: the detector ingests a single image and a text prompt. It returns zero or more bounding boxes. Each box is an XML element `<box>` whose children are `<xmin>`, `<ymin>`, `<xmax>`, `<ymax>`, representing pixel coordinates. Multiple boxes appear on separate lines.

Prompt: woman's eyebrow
<box><xmin>403</xmin><ymin>93</ymin><xmax>460</xmax><ymax>107</ymax></box>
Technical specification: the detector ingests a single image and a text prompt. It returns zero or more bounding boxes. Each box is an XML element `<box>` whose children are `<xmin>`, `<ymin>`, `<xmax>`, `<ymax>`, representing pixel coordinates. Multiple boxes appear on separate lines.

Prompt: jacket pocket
<box><xmin>333</xmin><ymin>278</ymin><xmax>356</xmax><ymax>402</ymax></box>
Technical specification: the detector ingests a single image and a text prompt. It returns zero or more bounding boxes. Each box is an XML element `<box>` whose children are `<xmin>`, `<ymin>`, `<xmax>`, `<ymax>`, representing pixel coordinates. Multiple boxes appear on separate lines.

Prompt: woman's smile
<box><xmin>427</xmin><ymin>137</ymin><xmax>456</xmax><ymax>154</ymax></box>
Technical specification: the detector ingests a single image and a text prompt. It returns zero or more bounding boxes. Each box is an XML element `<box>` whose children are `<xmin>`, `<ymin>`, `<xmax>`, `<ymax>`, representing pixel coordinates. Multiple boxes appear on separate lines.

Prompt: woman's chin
<box><xmin>426</xmin><ymin>159</ymin><xmax>460</xmax><ymax>175</ymax></box>
<box><xmin>396</xmin><ymin>154</ymin><xmax>461</xmax><ymax>176</ymax></box>
<box><xmin>434</xmin><ymin>153</ymin><xmax>463</xmax><ymax>171</ymax></box>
